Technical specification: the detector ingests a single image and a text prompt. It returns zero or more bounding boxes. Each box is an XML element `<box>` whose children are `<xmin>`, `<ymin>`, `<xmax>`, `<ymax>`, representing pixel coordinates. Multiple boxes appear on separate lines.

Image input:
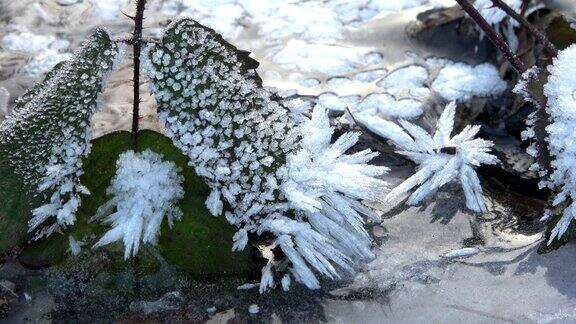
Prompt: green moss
<box><xmin>0</xmin><ymin>156</ymin><xmax>34</xmax><ymax>256</ymax></box>
<box><xmin>18</xmin><ymin>130</ymin><xmax>254</xmax><ymax>276</ymax></box>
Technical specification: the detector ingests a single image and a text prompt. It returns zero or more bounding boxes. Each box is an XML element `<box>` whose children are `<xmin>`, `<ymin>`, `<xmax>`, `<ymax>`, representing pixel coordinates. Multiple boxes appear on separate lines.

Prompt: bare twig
<box><xmin>131</xmin><ymin>0</ymin><xmax>146</xmax><ymax>147</ymax></box>
<box><xmin>455</xmin><ymin>0</ymin><xmax>527</xmax><ymax>74</ymax></box>
<box><xmin>490</xmin><ymin>0</ymin><xmax>558</xmax><ymax>56</ymax></box>
<box><xmin>456</xmin><ymin>0</ymin><xmax>554</xmax><ymax>172</ymax></box>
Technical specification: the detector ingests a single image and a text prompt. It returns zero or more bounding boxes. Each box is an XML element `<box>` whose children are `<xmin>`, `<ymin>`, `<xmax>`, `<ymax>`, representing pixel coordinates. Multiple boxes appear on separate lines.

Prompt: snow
<box><xmin>205</xmin><ymin>189</ymin><xmax>223</xmax><ymax>216</ymax></box>
<box><xmin>92</xmin><ymin>150</ymin><xmax>184</xmax><ymax>259</ymax></box>
<box><xmin>442</xmin><ymin>247</ymin><xmax>480</xmax><ymax>259</ymax></box>
<box><xmin>248</xmin><ymin>304</ymin><xmax>260</xmax><ymax>314</ymax></box>
<box><xmin>2</xmin><ymin>32</ymin><xmax>58</xmax><ymax>53</ymax></box>
<box><xmin>273</xmin><ymin>40</ymin><xmax>371</xmax><ymax>75</ymax></box>
<box><xmin>540</xmin><ymin>44</ymin><xmax>576</xmax><ymax>242</ymax></box>
<box><xmin>474</xmin><ymin>0</ymin><xmax>522</xmax><ymax>26</ymax></box>
<box><xmin>1</xmin><ymin>31</ymin><xmax>72</xmax><ymax>75</ymax></box>
<box><xmin>68</xmin><ymin>235</ymin><xmax>82</xmax><ymax>256</ymax></box>
<box><xmin>25</xmin><ymin>50</ymin><xmax>74</xmax><ymax>76</ymax></box>
<box><xmin>354</xmin><ymin>102</ymin><xmax>498</xmax><ymax>212</ymax></box>
<box><xmin>473</xmin><ymin>0</ymin><xmax>522</xmax><ymax>51</ymax></box>
<box><xmin>378</xmin><ymin>65</ymin><xmax>429</xmax><ymax>97</ymax></box>
<box><xmin>431</xmin><ymin>62</ymin><xmax>507</xmax><ymax>102</ymax></box>
<box><xmin>90</xmin><ymin>0</ymin><xmax>127</xmax><ymax>20</ymax></box>
<box><xmin>317</xmin><ymin>93</ymin><xmax>361</xmax><ymax>113</ymax></box>
<box><xmin>353</xmin><ymin>93</ymin><xmax>424</xmax><ymax>120</ymax></box>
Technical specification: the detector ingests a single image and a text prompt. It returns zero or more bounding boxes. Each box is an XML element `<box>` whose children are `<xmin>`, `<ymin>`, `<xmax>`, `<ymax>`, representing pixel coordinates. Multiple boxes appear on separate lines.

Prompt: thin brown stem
<box><xmin>455</xmin><ymin>0</ymin><xmax>527</xmax><ymax>75</ymax></box>
<box><xmin>131</xmin><ymin>0</ymin><xmax>146</xmax><ymax>148</ymax></box>
<box><xmin>490</xmin><ymin>0</ymin><xmax>558</xmax><ymax>56</ymax></box>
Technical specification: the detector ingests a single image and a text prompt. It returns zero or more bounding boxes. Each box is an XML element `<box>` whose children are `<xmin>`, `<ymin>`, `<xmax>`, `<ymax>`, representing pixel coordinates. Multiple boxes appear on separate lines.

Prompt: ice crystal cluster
<box><xmin>92</xmin><ymin>150</ymin><xmax>185</xmax><ymax>259</ymax></box>
<box><xmin>355</xmin><ymin>103</ymin><xmax>498</xmax><ymax>212</ymax></box>
<box><xmin>0</xmin><ymin>29</ymin><xmax>126</xmax><ymax>238</ymax></box>
<box><xmin>143</xmin><ymin>19</ymin><xmax>387</xmax><ymax>291</ymax></box>
<box><xmin>430</xmin><ymin>62</ymin><xmax>507</xmax><ymax>102</ymax></box>
<box><xmin>473</xmin><ymin>0</ymin><xmax>522</xmax><ymax>52</ymax></box>
<box><xmin>538</xmin><ymin>45</ymin><xmax>576</xmax><ymax>242</ymax></box>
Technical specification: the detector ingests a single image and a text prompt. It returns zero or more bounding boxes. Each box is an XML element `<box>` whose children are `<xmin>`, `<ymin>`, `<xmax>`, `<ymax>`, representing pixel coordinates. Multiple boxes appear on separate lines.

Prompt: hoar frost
<box><xmin>355</xmin><ymin>102</ymin><xmax>498</xmax><ymax>212</ymax></box>
<box><xmin>143</xmin><ymin>18</ymin><xmax>387</xmax><ymax>291</ymax></box>
<box><xmin>0</xmin><ymin>29</ymin><xmax>126</xmax><ymax>239</ymax></box>
<box><xmin>92</xmin><ymin>150</ymin><xmax>184</xmax><ymax>259</ymax></box>
<box><xmin>539</xmin><ymin>45</ymin><xmax>576</xmax><ymax>242</ymax></box>
<box><xmin>473</xmin><ymin>0</ymin><xmax>522</xmax><ymax>52</ymax></box>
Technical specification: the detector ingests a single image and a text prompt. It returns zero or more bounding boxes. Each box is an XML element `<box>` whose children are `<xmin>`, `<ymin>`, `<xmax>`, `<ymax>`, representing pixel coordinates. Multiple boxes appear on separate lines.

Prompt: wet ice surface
<box><xmin>1</xmin><ymin>0</ymin><xmax>576</xmax><ymax>322</ymax></box>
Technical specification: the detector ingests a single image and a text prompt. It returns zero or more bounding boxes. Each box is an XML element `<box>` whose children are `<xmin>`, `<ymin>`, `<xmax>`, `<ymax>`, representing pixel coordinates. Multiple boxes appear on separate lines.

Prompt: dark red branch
<box><xmin>490</xmin><ymin>0</ymin><xmax>558</xmax><ymax>57</ymax></box>
<box><xmin>131</xmin><ymin>0</ymin><xmax>146</xmax><ymax>147</ymax></box>
<box><xmin>455</xmin><ymin>0</ymin><xmax>527</xmax><ymax>75</ymax></box>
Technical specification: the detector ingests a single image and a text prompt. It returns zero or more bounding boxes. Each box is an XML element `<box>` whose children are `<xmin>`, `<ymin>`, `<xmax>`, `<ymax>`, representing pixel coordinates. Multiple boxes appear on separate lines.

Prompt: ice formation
<box><xmin>2</xmin><ymin>32</ymin><xmax>59</xmax><ymax>53</ymax></box>
<box><xmin>538</xmin><ymin>45</ymin><xmax>576</xmax><ymax>242</ymax></box>
<box><xmin>473</xmin><ymin>0</ymin><xmax>522</xmax><ymax>51</ymax></box>
<box><xmin>353</xmin><ymin>93</ymin><xmax>424</xmax><ymax>120</ymax></box>
<box><xmin>1</xmin><ymin>31</ymin><xmax>73</xmax><ymax>75</ymax></box>
<box><xmin>273</xmin><ymin>40</ymin><xmax>372</xmax><ymax>75</ymax></box>
<box><xmin>92</xmin><ymin>150</ymin><xmax>184</xmax><ymax>259</ymax></box>
<box><xmin>91</xmin><ymin>0</ymin><xmax>128</xmax><ymax>20</ymax></box>
<box><xmin>143</xmin><ymin>18</ymin><xmax>387</xmax><ymax>291</ymax></box>
<box><xmin>355</xmin><ymin>102</ymin><xmax>498</xmax><ymax>212</ymax></box>
<box><xmin>431</xmin><ymin>62</ymin><xmax>507</xmax><ymax>102</ymax></box>
<box><xmin>159</xmin><ymin>0</ymin><xmax>438</xmax><ymax>41</ymax></box>
<box><xmin>0</xmin><ymin>30</ymin><xmax>126</xmax><ymax>238</ymax></box>
<box><xmin>378</xmin><ymin>65</ymin><xmax>430</xmax><ymax>97</ymax></box>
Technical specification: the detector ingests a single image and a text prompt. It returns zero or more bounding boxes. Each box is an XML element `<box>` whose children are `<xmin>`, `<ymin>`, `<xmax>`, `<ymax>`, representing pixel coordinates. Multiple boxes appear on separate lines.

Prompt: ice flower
<box><xmin>538</xmin><ymin>44</ymin><xmax>576</xmax><ymax>243</ymax></box>
<box><xmin>360</xmin><ymin>102</ymin><xmax>498</xmax><ymax>212</ymax></box>
<box><xmin>92</xmin><ymin>150</ymin><xmax>184</xmax><ymax>259</ymax></box>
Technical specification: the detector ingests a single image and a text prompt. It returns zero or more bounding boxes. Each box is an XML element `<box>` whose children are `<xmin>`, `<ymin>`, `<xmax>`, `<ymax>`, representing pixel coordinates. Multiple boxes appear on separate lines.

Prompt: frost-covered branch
<box><xmin>489</xmin><ymin>0</ymin><xmax>558</xmax><ymax>56</ymax></box>
<box><xmin>456</xmin><ymin>0</ymin><xmax>527</xmax><ymax>75</ymax></box>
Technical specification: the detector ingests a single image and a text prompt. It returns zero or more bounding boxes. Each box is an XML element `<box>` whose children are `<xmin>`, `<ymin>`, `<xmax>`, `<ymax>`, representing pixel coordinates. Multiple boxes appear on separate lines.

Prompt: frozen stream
<box><xmin>1</xmin><ymin>0</ymin><xmax>576</xmax><ymax>323</ymax></box>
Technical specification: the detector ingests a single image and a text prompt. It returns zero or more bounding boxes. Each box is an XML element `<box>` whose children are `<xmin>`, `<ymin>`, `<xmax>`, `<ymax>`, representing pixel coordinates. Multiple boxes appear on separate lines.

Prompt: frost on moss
<box><xmin>92</xmin><ymin>150</ymin><xmax>185</xmax><ymax>259</ymax></box>
<box><xmin>143</xmin><ymin>18</ymin><xmax>387</xmax><ymax>291</ymax></box>
<box><xmin>0</xmin><ymin>29</ymin><xmax>127</xmax><ymax>239</ymax></box>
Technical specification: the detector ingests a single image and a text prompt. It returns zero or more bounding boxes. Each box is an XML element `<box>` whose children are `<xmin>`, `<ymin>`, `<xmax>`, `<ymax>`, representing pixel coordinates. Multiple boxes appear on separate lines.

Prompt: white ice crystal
<box><xmin>474</xmin><ymin>0</ymin><xmax>522</xmax><ymax>26</ymax></box>
<box><xmin>539</xmin><ymin>45</ymin><xmax>576</xmax><ymax>242</ymax></box>
<box><xmin>431</xmin><ymin>62</ymin><xmax>507</xmax><ymax>102</ymax></box>
<box><xmin>276</xmin><ymin>105</ymin><xmax>388</xmax><ymax>289</ymax></box>
<box><xmin>473</xmin><ymin>0</ymin><xmax>522</xmax><ymax>52</ymax></box>
<box><xmin>1</xmin><ymin>31</ymin><xmax>73</xmax><ymax>76</ymax></box>
<box><xmin>378</xmin><ymin>65</ymin><xmax>430</xmax><ymax>97</ymax></box>
<box><xmin>92</xmin><ymin>150</ymin><xmax>184</xmax><ymax>259</ymax></box>
<box><xmin>356</xmin><ymin>102</ymin><xmax>498</xmax><ymax>212</ymax></box>
<box><xmin>143</xmin><ymin>18</ymin><xmax>387</xmax><ymax>292</ymax></box>
<box><xmin>273</xmin><ymin>40</ymin><xmax>372</xmax><ymax>75</ymax></box>
<box><xmin>2</xmin><ymin>32</ymin><xmax>58</xmax><ymax>53</ymax></box>
<box><xmin>91</xmin><ymin>0</ymin><xmax>127</xmax><ymax>20</ymax></box>
<box><xmin>353</xmin><ymin>93</ymin><xmax>424</xmax><ymax>120</ymax></box>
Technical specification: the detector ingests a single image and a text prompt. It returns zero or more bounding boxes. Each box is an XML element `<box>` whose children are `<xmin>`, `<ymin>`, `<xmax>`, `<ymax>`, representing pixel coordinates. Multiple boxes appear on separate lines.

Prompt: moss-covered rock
<box><xmin>19</xmin><ymin>130</ymin><xmax>254</xmax><ymax>276</ymax></box>
<box><xmin>0</xmin><ymin>156</ymin><xmax>35</xmax><ymax>257</ymax></box>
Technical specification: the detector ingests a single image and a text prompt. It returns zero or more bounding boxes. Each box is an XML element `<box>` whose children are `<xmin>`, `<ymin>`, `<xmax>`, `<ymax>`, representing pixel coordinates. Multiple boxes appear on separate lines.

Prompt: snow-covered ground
<box><xmin>1</xmin><ymin>0</ymin><xmax>576</xmax><ymax>322</ymax></box>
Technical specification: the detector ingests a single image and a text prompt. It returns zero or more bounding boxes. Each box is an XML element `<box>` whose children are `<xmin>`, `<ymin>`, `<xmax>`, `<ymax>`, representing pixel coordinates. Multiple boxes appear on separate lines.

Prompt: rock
<box><xmin>129</xmin><ymin>291</ymin><xmax>185</xmax><ymax>315</ymax></box>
